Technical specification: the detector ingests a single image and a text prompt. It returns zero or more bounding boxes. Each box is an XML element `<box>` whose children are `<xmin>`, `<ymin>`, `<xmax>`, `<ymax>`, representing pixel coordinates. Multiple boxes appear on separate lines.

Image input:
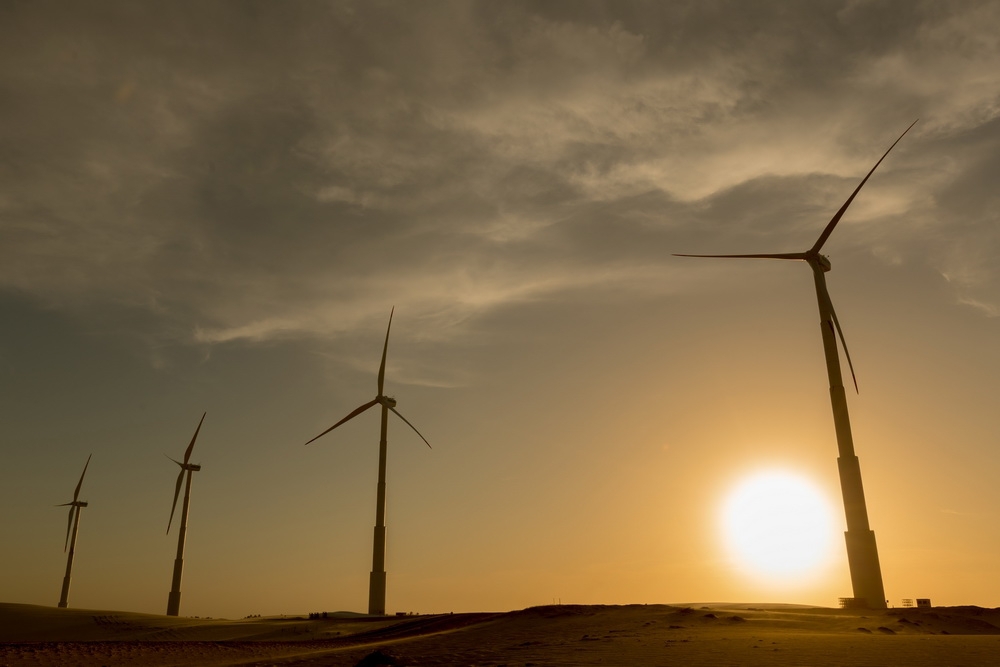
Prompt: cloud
<box><xmin>2</xmin><ymin>0</ymin><xmax>999</xmax><ymax>354</ymax></box>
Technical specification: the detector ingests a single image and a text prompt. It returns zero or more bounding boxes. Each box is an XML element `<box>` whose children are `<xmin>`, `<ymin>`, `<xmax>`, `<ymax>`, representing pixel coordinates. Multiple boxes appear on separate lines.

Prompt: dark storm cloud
<box><xmin>2</xmin><ymin>1</ymin><xmax>998</xmax><ymax>352</ymax></box>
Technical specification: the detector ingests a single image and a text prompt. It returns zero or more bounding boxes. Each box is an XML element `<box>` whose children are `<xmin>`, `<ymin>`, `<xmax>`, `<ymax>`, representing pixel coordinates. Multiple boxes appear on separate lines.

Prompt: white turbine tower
<box><xmin>305</xmin><ymin>308</ymin><xmax>431</xmax><ymax>616</ymax></box>
<box><xmin>57</xmin><ymin>454</ymin><xmax>92</xmax><ymax>608</ymax></box>
<box><xmin>165</xmin><ymin>412</ymin><xmax>205</xmax><ymax>617</ymax></box>
<box><xmin>675</xmin><ymin>121</ymin><xmax>918</xmax><ymax>609</ymax></box>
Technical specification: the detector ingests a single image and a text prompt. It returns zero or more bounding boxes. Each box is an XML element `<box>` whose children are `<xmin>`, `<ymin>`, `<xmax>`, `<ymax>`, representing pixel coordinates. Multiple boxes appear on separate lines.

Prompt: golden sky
<box><xmin>1</xmin><ymin>1</ymin><xmax>999</xmax><ymax>618</ymax></box>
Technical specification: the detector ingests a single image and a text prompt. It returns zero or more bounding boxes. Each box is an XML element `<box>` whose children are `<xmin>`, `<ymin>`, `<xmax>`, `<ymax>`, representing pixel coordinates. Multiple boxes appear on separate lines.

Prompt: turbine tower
<box><xmin>305</xmin><ymin>308</ymin><xmax>431</xmax><ymax>616</ymax></box>
<box><xmin>165</xmin><ymin>412</ymin><xmax>206</xmax><ymax>617</ymax></box>
<box><xmin>675</xmin><ymin>121</ymin><xmax>918</xmax><ymax>609</ymax></box>
<box><xmin>57</xmin><ymin>454</ymin><xmax>92</xmax><ymax>608</ymax></box>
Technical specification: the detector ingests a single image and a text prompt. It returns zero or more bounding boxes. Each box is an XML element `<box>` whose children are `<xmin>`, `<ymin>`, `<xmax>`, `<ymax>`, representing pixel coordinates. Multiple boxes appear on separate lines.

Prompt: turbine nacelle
<box><xmin>58</xmin><ymin>501</ymin><xmax>89</xmax><ymax>508</ymax></box>
<box><xmin>377</xmin><ymin>395</ymin><xmax>398</xmax><ymax>409</ymax></box>
<box><xmin>169</xmin><ymin>458</ymin><xmax>202</xmax><ymax>472</ymax></box>
<box><xmin>811</xmin><ymin>253</ymin><xmax>832</xmax><ymax>273</ymax></box>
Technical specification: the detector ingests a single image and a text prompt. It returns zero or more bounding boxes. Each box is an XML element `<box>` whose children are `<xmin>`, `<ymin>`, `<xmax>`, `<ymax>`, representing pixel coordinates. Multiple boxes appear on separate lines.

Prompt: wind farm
<box><xmin>4</xmin><ymin>2</ymin><xmax>1000</xmax><ymax>666</ymax></box>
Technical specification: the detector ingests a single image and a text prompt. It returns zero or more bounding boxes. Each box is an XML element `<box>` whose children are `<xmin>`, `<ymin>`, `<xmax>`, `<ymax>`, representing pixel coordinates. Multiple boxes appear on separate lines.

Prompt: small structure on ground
<box><xmin>839</xmin><ymin>597</ymin><xmax>869</xmax><ymax>609</ymax></box>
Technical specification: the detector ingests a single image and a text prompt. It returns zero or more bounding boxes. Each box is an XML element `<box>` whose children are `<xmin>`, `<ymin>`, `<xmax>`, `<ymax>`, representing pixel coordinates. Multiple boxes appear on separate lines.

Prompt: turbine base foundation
<box><xmin>57</xmin><ymin>578</ymin><xmax>70</xmax><ymax>609</ymax></box>
<box><xmin>368</xmin><ymin>570</ymin><xmax>386</xmax><ymax>616</ymax></box>
<box><xmin>167</xmin><ymin>591</ymin><xmax>182</xmax><ymax>616</ymax></box>
<box><xmin>844</xmin><ymin>529</ymin><xmax>887</xmax><ymax>609</ymax></box>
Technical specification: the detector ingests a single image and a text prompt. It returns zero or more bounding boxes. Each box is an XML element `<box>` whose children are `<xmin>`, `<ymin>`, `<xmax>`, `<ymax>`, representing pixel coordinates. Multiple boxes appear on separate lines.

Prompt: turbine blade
<box><xmin>64</xmin><ymin>506</ymin><xmax>74</xmax><ymax>552</ymax></box>
<box><xmin>820</xmin><ymin>283</ymin><xmax>859</xmax><ymax>393</ymax></box>
<box><xmin>378</xmin><ymin>307</ymin><xmax>394</xmax><ymax>396</ymax></box>
<box><xmin>389</xmin><ymin>407</ymin><xmax>432</xmax><ymax>449</ymax></box>
<box><xmin>673</xmin><ymin>253</ymin><xmax>807</xmax><ymax>260</ymax></box>
<box><xmin>167</xmin><ymin>470</ymin><xmax>184</xmax><ymax>534</ymax></box>
<box><xmin>183</xmin><ymin>412</ymin><xmax>207</xmax><ymax>464</ymax></box>
<box><xmin>165</xmin><ymin>454</ymin><xmax>184</xmax><ymax>468</ymax></box>
<box><xmin>811</xmin><ymin>119</ymin><xmax>918</xmax><ymax>254</ymax></box>
<box><xmin>304</xmin><ymin>399</ymin><xmax>379</xmax><ymax>445</ymax></box>
<box><xmin>72</xmin><ymin>454</ymin><xmax>92</xmax><ymax>502</ymax></box>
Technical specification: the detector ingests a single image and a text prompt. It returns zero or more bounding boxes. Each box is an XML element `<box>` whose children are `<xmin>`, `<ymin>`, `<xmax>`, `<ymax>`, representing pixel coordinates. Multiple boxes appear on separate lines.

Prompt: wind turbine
<box><xmin>305</xmin><ymin>308</ymin><xmax>431</xmax><ymax>616</ymax></box>
<box><xmin>675</xmin><ymin>120</ymin><xmax>918</xmax><ymax>609</ymax></box>
<box><xmin>165</xmin><ymin>412</ymin><xmax>205</xmax><ymax>617</ymax></box>
<box><xmin>57</xmin><ymin>454</ymin><xmax>91</xmax><ymax>608</ymax></box>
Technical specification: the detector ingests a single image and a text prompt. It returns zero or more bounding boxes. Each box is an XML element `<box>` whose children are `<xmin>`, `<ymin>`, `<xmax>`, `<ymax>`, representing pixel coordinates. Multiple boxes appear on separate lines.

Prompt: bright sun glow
<box><xmin>722</xmin><ymin>470</ymin><xmax>835</xmax><ymax>580</ymax></box>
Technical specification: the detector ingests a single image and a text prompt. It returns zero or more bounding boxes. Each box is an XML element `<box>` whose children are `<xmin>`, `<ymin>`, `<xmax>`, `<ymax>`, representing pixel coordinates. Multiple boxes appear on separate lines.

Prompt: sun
<box><xmin>721</xmin><ymin>470</ymin><xmax>836</xmax><ymax>581</ymax></box>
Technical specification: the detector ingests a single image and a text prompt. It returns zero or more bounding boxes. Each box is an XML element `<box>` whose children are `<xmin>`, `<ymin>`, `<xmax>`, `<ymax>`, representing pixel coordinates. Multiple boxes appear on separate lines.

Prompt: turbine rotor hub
<box><xmin>807</xmin><ymin>252</ymin><xmax>832</xmax><ymax>272</ymax></box>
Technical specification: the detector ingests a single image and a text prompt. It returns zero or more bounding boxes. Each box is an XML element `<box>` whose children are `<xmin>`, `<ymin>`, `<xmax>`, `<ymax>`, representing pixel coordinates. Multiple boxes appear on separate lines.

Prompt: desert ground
<box><xmin>3</xmin><ymin>602</ymin><xmax>1000</xmax><ymax>666</ymax></box>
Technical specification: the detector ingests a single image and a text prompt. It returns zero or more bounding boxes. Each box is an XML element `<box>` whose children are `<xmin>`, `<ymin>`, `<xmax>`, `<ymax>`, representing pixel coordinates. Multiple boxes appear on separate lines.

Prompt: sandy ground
<box><xmin>2</xmin><ymin>602</ymin><xmax>1000</xmax><ymax>666</ymax></box>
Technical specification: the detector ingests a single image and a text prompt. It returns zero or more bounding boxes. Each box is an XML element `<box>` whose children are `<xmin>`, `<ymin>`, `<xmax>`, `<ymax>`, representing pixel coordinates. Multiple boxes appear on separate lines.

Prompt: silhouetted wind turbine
<box><xmin>675</xmin><ymin>120</ymin><xmax>918</xmax><ymax>610</ymax></box>
<box><xmin>165</xmin><ymin>412</ymin><xmax>205</xmax><ymax>617</ymax></box>
<box><xmin>305</xmin><ymin>308</ymin><xmax>431</xmax><ymax>616</ymax></box>
<box><xmin>57</xmin><ymin>454</ymin><xmax>91</xmax><ymax>608</ymax></box>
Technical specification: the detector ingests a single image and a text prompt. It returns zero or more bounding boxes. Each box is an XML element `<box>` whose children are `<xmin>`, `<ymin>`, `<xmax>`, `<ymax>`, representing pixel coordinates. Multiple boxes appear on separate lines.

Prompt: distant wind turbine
<box><xmin>305</xmin><ymin>308</ymin><xmax>431</xmax><ymax>616</ymax></box>
<box><xmin>165</xmin><ymin>412</ymin><xmax>206</xmax><ymax>617</ymax></box>
<box><xmin>57</xmin><ymin>454</ymin><xmax>91</xmax><ymax>608</ymax></box>
<box><xmin>675</xmin><ymin>120</ymin><xmax>918</xmax><ymax>609</ymax></box>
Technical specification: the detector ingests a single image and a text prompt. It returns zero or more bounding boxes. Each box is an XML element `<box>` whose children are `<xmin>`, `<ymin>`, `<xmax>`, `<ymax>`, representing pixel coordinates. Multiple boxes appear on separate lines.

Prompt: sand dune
<box><xmin>3</xmin><ymin>602</ymin><xmax>1000</xmax><ymax>666</ymax></box>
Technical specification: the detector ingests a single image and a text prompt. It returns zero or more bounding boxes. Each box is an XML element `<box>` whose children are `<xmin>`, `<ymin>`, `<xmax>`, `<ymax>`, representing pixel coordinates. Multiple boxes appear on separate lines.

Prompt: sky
<box><xmin>2</xmin><ymin>0</ymin><xmax>999</xmax><ymax>619</ymax></box>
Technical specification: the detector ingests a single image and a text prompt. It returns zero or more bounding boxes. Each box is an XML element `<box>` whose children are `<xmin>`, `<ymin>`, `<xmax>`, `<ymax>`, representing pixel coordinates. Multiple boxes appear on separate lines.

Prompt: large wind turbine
<box><xmin>57</xmin><ymin>454</ymin><xmax>92</xmax><ymax>608</ymax></box>
<box><xmin>676</xmin><ymin>121</ymin><xmax>918</xmax><ymax>609</ymax></box>
<box><xmin>305</xmin><ymin>308</ymin><xmax>431</xmax><ymax>616</ymax></box>
<box><xmin>165</xmin><ymin>412</ymin><xmax>206</xmax><ymax>617</ymax></box>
